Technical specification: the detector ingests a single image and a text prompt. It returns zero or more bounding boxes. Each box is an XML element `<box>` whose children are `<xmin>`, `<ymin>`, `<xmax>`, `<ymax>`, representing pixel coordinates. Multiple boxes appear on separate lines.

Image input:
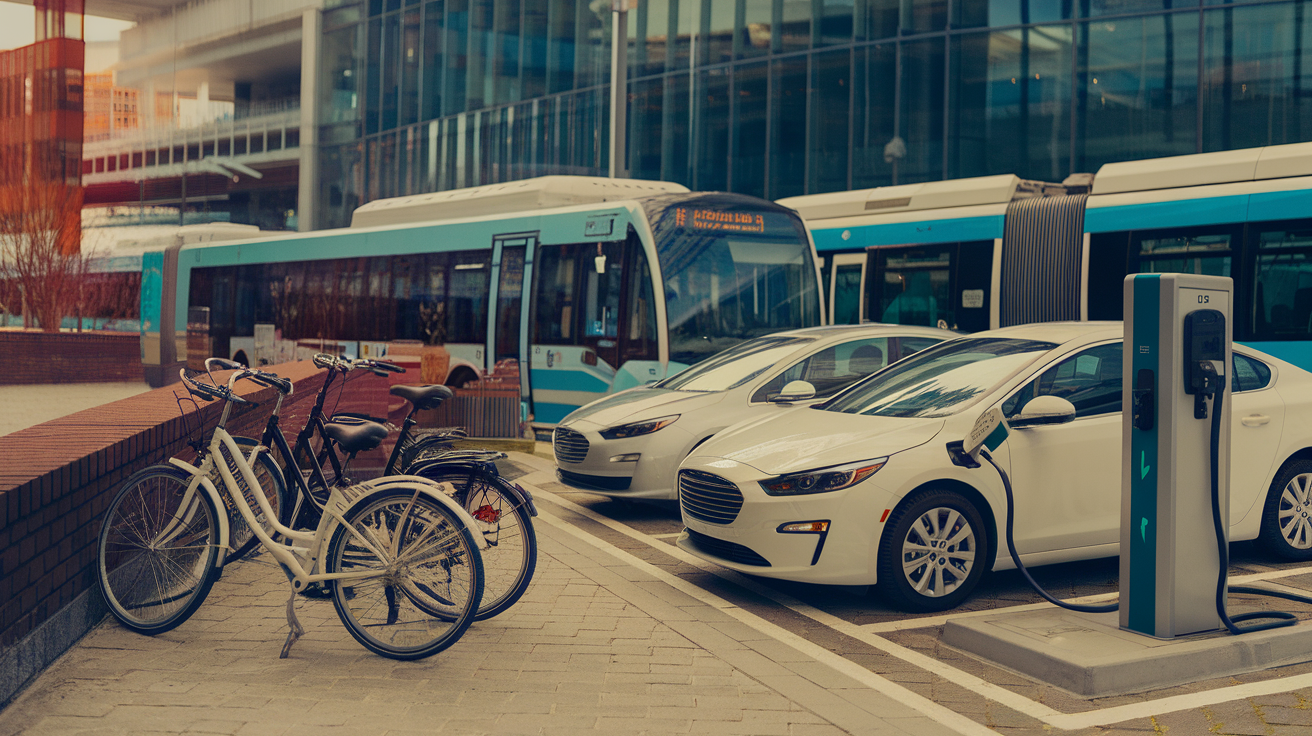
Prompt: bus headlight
<box><xmin>759</xmin><ymin>458</ymin><xmax>887</xmax><ymax>496</ymax></box>
<box><xmin>599</xmin><ymin>415</ymin><xmax>679</xmax><ymax>440</ymax></box>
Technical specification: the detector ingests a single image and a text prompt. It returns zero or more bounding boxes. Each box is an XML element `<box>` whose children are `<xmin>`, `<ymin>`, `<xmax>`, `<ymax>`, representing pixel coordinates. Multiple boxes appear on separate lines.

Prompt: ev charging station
<box><xmin>1120</xmin><ymin>273</ymin><xmax>1231</xmax><ymax>639</ymax></box>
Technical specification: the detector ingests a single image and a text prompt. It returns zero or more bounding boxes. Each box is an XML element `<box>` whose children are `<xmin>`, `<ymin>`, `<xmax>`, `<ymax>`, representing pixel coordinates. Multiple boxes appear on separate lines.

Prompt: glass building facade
<box><xmin>316</xmin><ymin>0</ymin><xmax>1312</xmax><ymax>228</ymax></box>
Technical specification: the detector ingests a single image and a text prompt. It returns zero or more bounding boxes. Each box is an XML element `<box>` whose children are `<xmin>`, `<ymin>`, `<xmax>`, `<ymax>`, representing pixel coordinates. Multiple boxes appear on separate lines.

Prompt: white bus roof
<box><xmin>776</xmin><ymin>175</ymin><xmax>1063</xmax><ymax>221</ymax></box>
<box><xmin>350</xmin><ymin>175</ymin><xmax>690</xmax><ymax>228</ymax></box>
<box><xmin>1091</xmin><ymin>141</ymin><xmax>1312</xmax><ymax>195</ymax></box>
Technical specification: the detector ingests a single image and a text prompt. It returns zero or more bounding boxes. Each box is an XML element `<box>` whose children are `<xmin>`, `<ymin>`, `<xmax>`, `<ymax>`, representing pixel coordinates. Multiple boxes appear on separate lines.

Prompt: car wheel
<box><xmin>876</xmin><ymin>489</ymin><xmax>988</xmax><ymax>613</ymax></box>
<box><xmin>1258</xmin><ymin>459</ymin><xmax>1312</xmax><ymax>561</ymax></box>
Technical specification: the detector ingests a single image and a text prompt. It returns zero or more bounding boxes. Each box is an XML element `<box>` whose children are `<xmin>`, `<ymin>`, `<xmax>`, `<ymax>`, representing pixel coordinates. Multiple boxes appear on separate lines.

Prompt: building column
<box><xmin>298</xmin><ymin>7</ymin><xmax>322</xmax><ymax>231</ymax></box>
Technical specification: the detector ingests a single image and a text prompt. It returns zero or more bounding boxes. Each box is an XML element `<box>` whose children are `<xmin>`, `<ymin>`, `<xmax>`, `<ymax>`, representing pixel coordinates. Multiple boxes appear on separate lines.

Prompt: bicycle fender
<box><xmin>352</xmin><ymin>477</ymin><xmax>490</xmax><ymax>551</ymax></box>
<box><xmin>404</xmin><ymin>460</ymin><xmax>536</xmax><ymax>517</ymax></box>
<box><xmin>166</xmin><ymin>458</ymin><xmax>232</xmax><ymax>568</ymax></box>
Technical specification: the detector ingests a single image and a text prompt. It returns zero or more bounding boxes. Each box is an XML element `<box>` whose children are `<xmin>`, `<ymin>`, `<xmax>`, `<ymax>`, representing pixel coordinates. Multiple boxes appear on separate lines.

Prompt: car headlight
<box><xmin>599</xmin><ymin>415</ymin><xmax>679</xmax><ymax>440</ymax></box>
<box><xmin>759</xmin><ymin>458</ymin><xmax>887</xmax><ymax>496</ymax></box>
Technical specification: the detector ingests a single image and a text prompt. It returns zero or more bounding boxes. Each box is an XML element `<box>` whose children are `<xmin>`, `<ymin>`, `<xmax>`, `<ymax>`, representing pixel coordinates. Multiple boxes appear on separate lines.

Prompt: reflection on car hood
<box><xmin>561</xmin><ymin>387</ymin><xmax>725</xmax><ymax>429</ymax></box>
<box><xmin>691</xmin><ymin>406</ymin><xmax>945</xmax><ymax>476</ymax></box>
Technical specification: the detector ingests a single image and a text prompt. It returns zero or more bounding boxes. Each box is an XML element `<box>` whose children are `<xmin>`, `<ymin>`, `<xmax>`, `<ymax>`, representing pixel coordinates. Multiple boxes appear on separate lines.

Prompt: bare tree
<box><xmin>0</xmin><ymin>168</ymin><xmax>87</xmax><ymax>332</ymax></box>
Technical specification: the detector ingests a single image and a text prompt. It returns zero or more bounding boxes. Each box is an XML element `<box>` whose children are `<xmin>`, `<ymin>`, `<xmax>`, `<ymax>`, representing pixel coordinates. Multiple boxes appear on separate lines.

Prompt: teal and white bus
<box><xmin>141</xmin><ymin>176</ymin><xmax>823</xmax><ymax>427</ymax></box>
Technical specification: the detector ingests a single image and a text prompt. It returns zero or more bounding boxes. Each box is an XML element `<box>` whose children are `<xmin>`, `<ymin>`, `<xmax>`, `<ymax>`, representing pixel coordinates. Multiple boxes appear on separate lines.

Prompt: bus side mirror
<box><xmin>595</xmin><ymin>254</ymin><xmax>607</xmax><ymax>274</ymax></box>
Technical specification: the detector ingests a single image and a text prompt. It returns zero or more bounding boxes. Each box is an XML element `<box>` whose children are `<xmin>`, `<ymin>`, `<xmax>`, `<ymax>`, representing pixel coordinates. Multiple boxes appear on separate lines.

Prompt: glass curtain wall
<box><xmin>319</xmin><ymin>0</ymin><xmax>1312</xmax><ymax>229</ymax></box>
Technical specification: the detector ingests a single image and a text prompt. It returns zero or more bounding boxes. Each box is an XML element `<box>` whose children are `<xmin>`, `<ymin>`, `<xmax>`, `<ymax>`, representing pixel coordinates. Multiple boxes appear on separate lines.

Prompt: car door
<box><xmin>1000</xmin><ymin>342</ymin><xmax>1125</xmax><ymax>554</ymax></box>
<box><xmin>1229</xmin><ymin>352</ymin><xmax>1285</xmax><ymax>528</ymax></box>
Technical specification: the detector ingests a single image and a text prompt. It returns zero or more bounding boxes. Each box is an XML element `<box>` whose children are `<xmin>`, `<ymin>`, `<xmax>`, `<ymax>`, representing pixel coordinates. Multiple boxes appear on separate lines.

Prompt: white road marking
<box><xmin>532</xmin><ymin>491</ymin><xmax>1001</xmax><ymax>736</ymax></box>
<box><xmin>515</xmin><ymin>459</ymin><xmax>1312</xmax><ymax>731</ymax></box>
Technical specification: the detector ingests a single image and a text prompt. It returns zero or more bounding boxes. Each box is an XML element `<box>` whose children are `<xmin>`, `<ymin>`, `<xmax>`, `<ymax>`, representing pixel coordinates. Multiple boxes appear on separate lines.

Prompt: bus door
<box><xmin>488</xmin><ymin>234</ymin><xmax>536</xmax><ymax>421</ymax></box>
<box><xmin>829</xmin><ymin>253</ymin><xmax>865</xmax><ymax>324</ymax></box>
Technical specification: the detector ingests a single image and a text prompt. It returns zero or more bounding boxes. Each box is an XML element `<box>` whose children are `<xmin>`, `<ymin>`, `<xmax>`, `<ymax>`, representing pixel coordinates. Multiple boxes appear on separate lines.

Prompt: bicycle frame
<box><xmin>178</xmin><ymin>370</ymin><xmax>486</xmax><ymax>594</ymax></box>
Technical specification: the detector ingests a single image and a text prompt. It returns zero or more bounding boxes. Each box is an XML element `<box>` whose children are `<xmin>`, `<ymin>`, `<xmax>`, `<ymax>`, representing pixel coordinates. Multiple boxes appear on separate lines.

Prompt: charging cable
<box><xmin>967</xmin><ymin>378</ymin><xmax>1312</xmax><ymax>629</ymax></box>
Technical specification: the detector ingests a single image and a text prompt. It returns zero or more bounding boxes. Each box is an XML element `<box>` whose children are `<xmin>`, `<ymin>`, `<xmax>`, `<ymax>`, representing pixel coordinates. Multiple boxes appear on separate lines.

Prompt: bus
<box><xmin>781</xmin><ymin>142</ymin><xmax>1312</xmax><ymax>371</ymax></box>
<box><xmin>141</xmin><ymin>176</ymin><xmax>823</xmax><ymax>427</ymax></box>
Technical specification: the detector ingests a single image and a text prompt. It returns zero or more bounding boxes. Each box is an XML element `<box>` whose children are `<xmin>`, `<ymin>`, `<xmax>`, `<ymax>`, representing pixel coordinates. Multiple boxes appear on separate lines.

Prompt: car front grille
<box><xmin>685</xmin><ymin>529</ymin><xmax>770</xmax><ymax>567</ymax></box>
<box><xmin>553</xmin><ymin>427</ymin><xmax>589</xmax><ymax>464</ymax></box>
<box><xmin>679</xmin><ymin>469</ymin><xmax>744</xmax><ymax>525</ymax></box>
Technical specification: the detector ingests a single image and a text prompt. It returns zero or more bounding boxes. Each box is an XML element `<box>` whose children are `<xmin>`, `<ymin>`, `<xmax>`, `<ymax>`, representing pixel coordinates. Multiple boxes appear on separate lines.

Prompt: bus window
<box><xmin>533</xmin><ymin>240</ymin><xmax>627</xmax><ymax>368</ymax></box>
<box><xmin>1251</xmin><ymin>226</ymin><xmax>1312</xmax><ymax>341</ymax></box>
<box><xmin>448</xmin><ymin>251</ymin><xmax>491</xmax><ymax>343</ymax></box>
<box><xmin>864</xmin><ymin>241</ymin><xmax>991</xmax><ymax>332</ymax></box>
<box><xmin>1136</xmin><ymin>230</ymin><xmax>1233</xmax><ymax>278</ymax></box>
<box><xmin>494</xmin><ymin>246</ymin><xmax>525</xmax><ymax>360</ymax></box>
<box><xmin>831</xmin><ymin>255</ymin><xmax>863</xmax><ymax>325</ymax></box>
<box><xmin>621</xmin><ymin>237</ymin><xmax>659</xmax><ymax>364</ymax></box>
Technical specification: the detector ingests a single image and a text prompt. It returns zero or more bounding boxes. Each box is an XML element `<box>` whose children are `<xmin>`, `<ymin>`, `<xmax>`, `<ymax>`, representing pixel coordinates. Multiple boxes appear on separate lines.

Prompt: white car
<box><xmin>552</xmin><ymin>324</ymin><xmax>954</xmax><ymax>500</ymax></box>
<box><xmin>677</xmin><ymin>322</ymin><xmax>1312</xmax><ymax>611</ymax></box>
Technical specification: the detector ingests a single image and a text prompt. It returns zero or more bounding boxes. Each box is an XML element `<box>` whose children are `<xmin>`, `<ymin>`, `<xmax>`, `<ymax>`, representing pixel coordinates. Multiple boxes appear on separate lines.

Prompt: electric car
<box><xmin>552</xmin><ymin>324</ymin><xmax>953</xmax><ymax>500</ymax></box>
<box><xmin>676</xmin><ymin>322</ymin><xmax>1312</xmax><ymax>612</ymax></box>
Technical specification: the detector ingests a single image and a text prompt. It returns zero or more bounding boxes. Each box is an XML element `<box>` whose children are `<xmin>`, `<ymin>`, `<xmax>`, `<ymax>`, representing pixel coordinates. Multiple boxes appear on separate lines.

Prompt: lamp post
<box><xmin>608</xmin><ymin>0</ymin><xmax>629</xmax><ymax>179</ymax></box>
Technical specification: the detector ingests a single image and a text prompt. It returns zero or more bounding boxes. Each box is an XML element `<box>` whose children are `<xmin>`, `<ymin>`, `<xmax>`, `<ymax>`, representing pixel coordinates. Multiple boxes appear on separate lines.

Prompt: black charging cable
<box><xmin>1205</xmin><ymin>378</ymin><xmax>1312</xmax><ymax>634</ymax></box>
<box><xmin>978</xmin><ymin>448</ymin><xmax>1119</xmax><ymax>614</ymax></box>
<box><xmin>965</xmin><ymin>371</ymin><xmax>1312</xmax><ymax>628</ymax></box>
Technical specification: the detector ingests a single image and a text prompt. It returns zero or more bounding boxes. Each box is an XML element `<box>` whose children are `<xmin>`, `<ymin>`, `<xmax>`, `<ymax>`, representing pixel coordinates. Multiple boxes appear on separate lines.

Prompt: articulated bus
<box><xmin>782</xmin><ymin>142</ymin><xmax>1312</xmax><ymax>371</ymax></box>
<box><xmin>141</xmin><ymin>176</ymin><xmax>823</xmax><ymax>427</ymax></box>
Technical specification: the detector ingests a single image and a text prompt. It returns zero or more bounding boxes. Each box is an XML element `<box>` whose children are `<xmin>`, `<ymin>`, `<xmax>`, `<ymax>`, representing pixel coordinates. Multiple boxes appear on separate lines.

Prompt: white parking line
<box><xmin>531</xmin><ymin>489</ymin><xmax>1001</xmax><ymax>736</ymax></box>
<box><xmin>516</xmin><ymin>463</ymin><xmax>1312</xmax><ymax>731</ymax></box>
<box><xmin>861</xmin><ymin>566</ymin><xmax>1312</xmax><ymax>633</ymax></box>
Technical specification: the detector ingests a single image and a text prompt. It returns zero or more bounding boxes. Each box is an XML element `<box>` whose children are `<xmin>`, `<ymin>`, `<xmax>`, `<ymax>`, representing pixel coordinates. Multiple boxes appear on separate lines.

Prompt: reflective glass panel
<box><xmin>809</xmin><ymin>49</ymin><xmax>851</xmax><ymax>194</ymax></box>
<box><xmin>1077</xmin><ymin>13</ymin><xmax>1199</xmax><ymax>172</ymax></box>
<box><xmin>950</xmin><ymin>26</ymin><xmax>1072</xmax><ymax>182</ymax></box>
<box><xmin>739</xmin><ymin>0</ymin><xmax>773</xmax><ymax>58</ymax></box>
<box><xmin>1202</xmin><ymin>4</ymin><xmax>1312</xmax><ymax>151</ymax></box>
<box><xmin>852</xmin><ymin>42</ymin><xmax>895</xmax><ymax>189</ymax></box>
<box><xmin>696</xmin><ymin>68</ymin><xmax>730</xmax><ymax>190</ymax></box>
<box><xmin>770</xmin><ymin>56</ymin><xmax>807</xmax><ymax>198</ymax></box>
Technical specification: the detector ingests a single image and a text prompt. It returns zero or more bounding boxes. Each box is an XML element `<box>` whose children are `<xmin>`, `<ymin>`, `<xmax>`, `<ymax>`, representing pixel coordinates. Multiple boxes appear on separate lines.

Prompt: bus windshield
<box><xmin>650</xmin><ymin>201</ymin><xmax>820</xmax><ymax>365</ymax></box>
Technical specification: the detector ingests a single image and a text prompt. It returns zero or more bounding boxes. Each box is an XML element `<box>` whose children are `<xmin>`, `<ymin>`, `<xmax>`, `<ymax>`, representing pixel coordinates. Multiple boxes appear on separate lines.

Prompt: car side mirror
<box><xmin>769</xmin><ymin>380</ymin><xmax>816</xmax><ymax>403</ymax></box>
<box><xmin>1009</xmin><ymin>395</ymin><xmax>1077</xmax><ymax>429</ymax></box>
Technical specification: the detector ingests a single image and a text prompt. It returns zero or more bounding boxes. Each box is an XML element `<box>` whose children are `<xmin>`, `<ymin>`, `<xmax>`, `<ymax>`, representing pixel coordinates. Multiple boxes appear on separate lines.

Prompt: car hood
<box><xmin>561</xmin><ymin>387</ymin><xmax>726</xmax><ymax>429</ymax></box>
<box><xmin>691</xmin><ymin>406</ymin><xmax>946</xmax><ymax>476</ymax></box>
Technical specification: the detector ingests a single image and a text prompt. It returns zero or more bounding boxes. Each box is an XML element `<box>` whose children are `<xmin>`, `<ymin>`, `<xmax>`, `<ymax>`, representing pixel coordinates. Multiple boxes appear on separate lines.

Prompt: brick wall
<box><xmin>0</xmin><ymin>330</ymin><xmax>143</xmax><ymax>385</ymax></box>
<box><xmin>0</xmin><ymin>360</ymin><xmax>394</xmax><ymax>705</ymax></box>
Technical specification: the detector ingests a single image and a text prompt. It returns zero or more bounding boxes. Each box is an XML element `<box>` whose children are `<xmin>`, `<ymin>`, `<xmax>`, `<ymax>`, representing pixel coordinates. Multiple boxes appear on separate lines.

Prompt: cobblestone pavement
<box><xmin>7</xmin><ymin>453</ymin><xmax>1312</xmax><ymax>735</ymax></box>
<box><xmin>0</xmin><ymin>382</ymin><xmax>151</xmax><ymax>437</ymax></box>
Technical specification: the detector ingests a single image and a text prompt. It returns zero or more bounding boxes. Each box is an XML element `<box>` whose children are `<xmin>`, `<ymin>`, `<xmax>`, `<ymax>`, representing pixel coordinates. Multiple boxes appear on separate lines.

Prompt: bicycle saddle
<box><xmin>324</xmin><ymin>420</ymin><xmax>389</xmax><ymax>454</ymax></box>
<box><xmin>390</xmin><ymin>384</ymin><xmax>454</xmax><ymax>410</ymax></box>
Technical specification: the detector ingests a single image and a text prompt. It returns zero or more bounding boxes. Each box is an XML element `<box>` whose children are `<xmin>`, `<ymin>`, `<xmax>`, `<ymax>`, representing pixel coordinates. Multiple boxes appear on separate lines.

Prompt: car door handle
<box><xmin>1241</xmin><ymin>414</ymin><xmax>1271</xmax><ymax>427</ymax></box>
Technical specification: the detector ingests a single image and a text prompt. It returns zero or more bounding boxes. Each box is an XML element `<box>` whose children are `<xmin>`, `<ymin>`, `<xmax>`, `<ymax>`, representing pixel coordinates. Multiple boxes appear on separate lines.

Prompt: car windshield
<box><xmin>656</xmin><ymin>336</ymin><xmax>811</xmax><ymax>392</ymax></box>
<box><xmin>822</xmin><ymin>338</ymin><xmax>1058</xmax><ymax>418</ymax></box>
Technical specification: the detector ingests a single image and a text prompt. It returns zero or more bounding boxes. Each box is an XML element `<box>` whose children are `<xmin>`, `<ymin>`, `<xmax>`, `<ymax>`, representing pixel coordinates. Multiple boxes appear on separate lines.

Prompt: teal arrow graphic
<box><xmin>1140</xmin><ymin>451</ymin><xmax>1151</xmax><ymax>480</ymax></box>
<box><xmin>1140</xmin><ymin>517</ymin><xmax>1148</xmax><ymax>543</ymax></box>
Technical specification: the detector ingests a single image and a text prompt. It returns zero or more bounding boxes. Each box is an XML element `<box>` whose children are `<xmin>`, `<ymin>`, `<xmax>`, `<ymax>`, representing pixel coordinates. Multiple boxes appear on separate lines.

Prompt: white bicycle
<box><xmin>95</xmin><ymin>366</ymin><xmax>485</xmax><ymax>660</ymax></box>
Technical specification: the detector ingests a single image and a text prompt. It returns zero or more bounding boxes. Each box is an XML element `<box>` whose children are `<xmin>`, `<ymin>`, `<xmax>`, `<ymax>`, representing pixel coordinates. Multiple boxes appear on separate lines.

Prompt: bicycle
<box><xmin>271</xmin><ymin>354</ymin><xmax>537</xmax><ymax>621</ymax></box>
<box><xmin>313</xmin><ymin>355</ymin><xmax>539</xmax><ymax>621</ymax></box>
<box><xmin>96</xmin><ymin>365</ymin><xmax>486</xmax><ymax>660</ymax></box>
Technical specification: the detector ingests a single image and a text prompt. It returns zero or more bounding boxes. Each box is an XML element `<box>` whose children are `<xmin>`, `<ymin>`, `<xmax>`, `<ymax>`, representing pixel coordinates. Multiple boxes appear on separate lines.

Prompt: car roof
<box><xmin>967</xmin><ymin>321</ymin><xmax>1124</xmax><ymax>344</ymax></box>
<box><xmin>772</xmin><ymin>323</ymin><xmax>958</xmax><ymax>339</ymax></box>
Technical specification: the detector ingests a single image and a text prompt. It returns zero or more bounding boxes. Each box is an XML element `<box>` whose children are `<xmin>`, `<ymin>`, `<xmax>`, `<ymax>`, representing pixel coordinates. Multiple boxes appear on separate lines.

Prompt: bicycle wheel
<box><xmin>97</xmin><ymin>466</ymin><xmax>221</xmax><ymax>635</ymax></box>
<box><xmin>417</xmin><ymin>468</ymin><xmax>536</xmax><ymax>620</ymax></box>
<box><xmin>225</xmin><ymin>436</ymin><xmax>289</xmax><ymax>562</ymax></box>
<box><xmin>326</xmin><ymin>488</ymin><xmax>483</xmax><ymax>660</ymax></box>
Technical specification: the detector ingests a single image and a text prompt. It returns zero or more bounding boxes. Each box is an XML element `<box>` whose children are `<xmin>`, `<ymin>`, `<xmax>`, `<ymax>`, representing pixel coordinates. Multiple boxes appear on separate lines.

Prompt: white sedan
<box><xmin>677</xmin><ymin>322</ymin><xmax>1312</xmax><ymax>611</ymax></box>
<box><xmin>552</xmin><ymin>324</ymin><xmax>954</xmax><ymax>500</ymax></box>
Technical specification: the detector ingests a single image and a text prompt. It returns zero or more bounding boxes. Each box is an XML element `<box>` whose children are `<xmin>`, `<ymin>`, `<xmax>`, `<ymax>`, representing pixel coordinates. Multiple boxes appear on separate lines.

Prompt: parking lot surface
<box><xmin>5</xmin><ymin>450</ymin><xmax>1312</xmax><ymax>735</ymax></box>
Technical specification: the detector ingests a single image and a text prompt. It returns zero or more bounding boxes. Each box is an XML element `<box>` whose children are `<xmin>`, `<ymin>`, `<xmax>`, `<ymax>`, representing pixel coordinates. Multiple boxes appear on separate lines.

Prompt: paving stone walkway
<box><xmin>0</xmin><ymin>485</ymin><xmax>957</xmax><ymax>736</ymax></box>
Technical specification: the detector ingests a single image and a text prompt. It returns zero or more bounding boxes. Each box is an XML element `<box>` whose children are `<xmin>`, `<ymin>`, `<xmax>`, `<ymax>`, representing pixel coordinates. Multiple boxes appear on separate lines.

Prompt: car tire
<box><xmin>1258</xmin><ymin>459</ymin><xmax>1312</xmax><ymax>561</ymax></box>
<box><xmin>876</xmin><ymin>489</ymin><xmax>988</xmax><ymax>613</ymax></box>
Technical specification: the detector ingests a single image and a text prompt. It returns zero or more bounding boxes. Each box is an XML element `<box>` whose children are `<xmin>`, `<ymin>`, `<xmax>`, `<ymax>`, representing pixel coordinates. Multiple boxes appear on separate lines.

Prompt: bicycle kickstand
<box><xmin>280</xmin><ymin>587</ymin><xmax>306</xmax><ymax>658</ymax></box>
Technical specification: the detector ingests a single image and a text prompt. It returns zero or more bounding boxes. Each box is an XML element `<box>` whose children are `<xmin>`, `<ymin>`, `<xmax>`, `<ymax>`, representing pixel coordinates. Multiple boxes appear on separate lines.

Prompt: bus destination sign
<box><xmin>675</xmin><ymin>208</ymin><xmax>766</xmax><ymax>233</ymax></box>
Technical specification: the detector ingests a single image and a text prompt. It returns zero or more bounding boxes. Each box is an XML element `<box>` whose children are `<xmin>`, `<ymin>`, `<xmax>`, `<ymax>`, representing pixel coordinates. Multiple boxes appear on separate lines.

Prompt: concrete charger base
<box><xmin>942</xmin><ymin>605</ymin><xmax>1312</xmax><ymax>697</ymax></box>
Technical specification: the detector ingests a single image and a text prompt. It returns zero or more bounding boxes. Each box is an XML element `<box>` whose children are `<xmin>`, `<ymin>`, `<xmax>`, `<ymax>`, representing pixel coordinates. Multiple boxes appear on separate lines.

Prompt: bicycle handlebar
<box><xmin>180</xmin><ymin>368</ymin><xmax>251</xmax><ymax>404</ymax></box>
<box><xmin>205</xmin><ymin>357</ymin><xmax>245</xmax><ymax>372</ymax></box>
<box><xmin>311</xmin><ymin>353</ymin><xmax>406</xmax><ymax>376</ymax></box>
